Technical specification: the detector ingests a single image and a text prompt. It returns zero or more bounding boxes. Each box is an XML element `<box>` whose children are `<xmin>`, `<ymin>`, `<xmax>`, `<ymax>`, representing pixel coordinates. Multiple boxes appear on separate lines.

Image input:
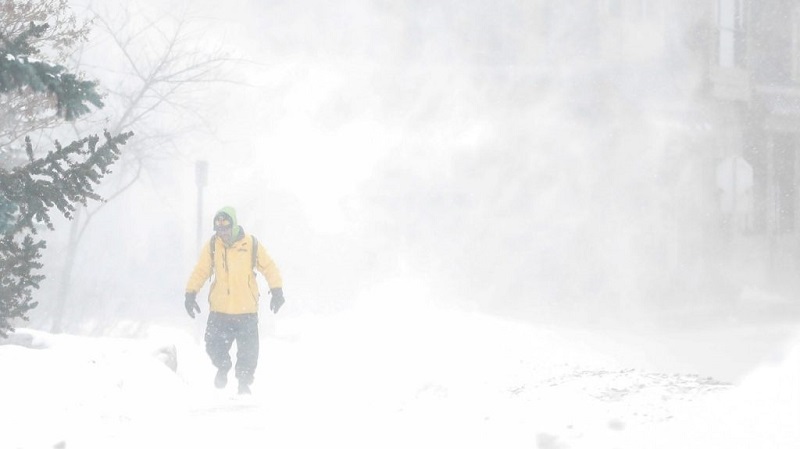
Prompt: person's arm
<box><xmin>256</xmin><ymin>243</ymin><xmax>282</xmax><ymax>290</ymax></box>
<box><xmin>186</xmin><ymin>240</ymin><xmax>213</xmax><ymax>294</ymax></box>
<box><xmin>256</xmin><ymin>243</ymin><xmax>285</xmax><ymax>313</ymax></box>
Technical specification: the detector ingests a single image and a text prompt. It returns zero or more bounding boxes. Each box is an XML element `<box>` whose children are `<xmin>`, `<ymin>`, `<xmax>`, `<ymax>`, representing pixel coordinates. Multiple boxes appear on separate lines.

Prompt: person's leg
<box><xmin>234</xmin><ymin>313</ymin><xmax>259</xmax><ymax>392</ymax></box>
<box><xmin>205</xmin><ymin>312</ymin><xmax>235</xmax><ymax>387</ymax></box>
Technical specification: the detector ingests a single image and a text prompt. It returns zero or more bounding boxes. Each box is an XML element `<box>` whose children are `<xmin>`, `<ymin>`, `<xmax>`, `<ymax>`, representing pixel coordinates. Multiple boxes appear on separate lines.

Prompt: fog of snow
<box><xmin>4</xmin><ymin>1</ymin><xmax>799</xmax><ymax>448</ymax></box>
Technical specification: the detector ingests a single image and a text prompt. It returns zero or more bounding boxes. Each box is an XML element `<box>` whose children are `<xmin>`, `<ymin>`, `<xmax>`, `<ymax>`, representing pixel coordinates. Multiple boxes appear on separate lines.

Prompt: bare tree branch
<box><xmin>49</xmin><ymin>2</ymin><xmax>250</xmax><ymax>329</ymax></box>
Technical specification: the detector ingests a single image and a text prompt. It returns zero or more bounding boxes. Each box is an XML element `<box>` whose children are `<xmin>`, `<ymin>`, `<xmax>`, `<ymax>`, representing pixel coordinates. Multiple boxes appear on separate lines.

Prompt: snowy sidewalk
<box><xmin>1</xmin><ymin>308</ymin><xmax>798</xmax><ymax>449</ymax></box>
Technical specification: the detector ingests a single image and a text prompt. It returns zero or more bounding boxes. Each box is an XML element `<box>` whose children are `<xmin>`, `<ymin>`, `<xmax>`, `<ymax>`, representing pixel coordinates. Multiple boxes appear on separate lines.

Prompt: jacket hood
<box><xmin>215</xmin><ymin>206</ymin><xmax>241</xmax><ymax>239</ymax></box>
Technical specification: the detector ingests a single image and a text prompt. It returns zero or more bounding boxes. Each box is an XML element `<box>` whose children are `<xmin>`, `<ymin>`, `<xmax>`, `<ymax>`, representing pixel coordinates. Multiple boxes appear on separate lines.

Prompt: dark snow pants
<box><xmin>205</xmin><ymin>312</ymin><xmax>259</xmax><ymax>384</ymax></box>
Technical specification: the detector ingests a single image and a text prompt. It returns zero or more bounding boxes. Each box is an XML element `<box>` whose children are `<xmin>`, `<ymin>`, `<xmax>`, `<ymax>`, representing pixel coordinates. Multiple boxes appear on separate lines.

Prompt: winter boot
<box><xmin>237</xmin><ymin>379</ymin><xmax>252</xmax><ymax>395</ymax></box>
<box><xmin>214</xmin><ymin>368</ymin><xmax>229</xmax><ymax>389</ymax></box>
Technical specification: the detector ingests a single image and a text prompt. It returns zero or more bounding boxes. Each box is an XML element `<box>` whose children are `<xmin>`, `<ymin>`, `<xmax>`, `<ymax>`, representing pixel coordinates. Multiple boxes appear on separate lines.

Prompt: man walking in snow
<box><xmin>184</xmin><ymin>206</ymin><xmax>285</xmax><ymax>394</ymax></box>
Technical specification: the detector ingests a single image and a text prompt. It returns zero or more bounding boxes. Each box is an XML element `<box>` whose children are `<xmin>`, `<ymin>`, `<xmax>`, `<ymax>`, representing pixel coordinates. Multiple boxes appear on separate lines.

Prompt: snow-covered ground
<box><xmin>1</xmin><ymin>301</ymin><xmax>798</xmax><ymax>449</ymax></box>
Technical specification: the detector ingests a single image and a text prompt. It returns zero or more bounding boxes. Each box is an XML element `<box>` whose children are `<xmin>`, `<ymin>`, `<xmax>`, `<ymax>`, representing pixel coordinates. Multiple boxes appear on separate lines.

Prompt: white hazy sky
<box><xmin>23</xmin><ymin>0</ymin><xmax>798</xmax><ymax>357</ymax></box>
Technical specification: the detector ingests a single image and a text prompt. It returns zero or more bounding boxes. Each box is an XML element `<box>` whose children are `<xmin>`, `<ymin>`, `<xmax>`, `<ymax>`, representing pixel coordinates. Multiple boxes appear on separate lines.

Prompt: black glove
<box><xmin>269</xmin><ymin>288</ymin><xmax>285</xmax><ymax>314</ymax></box>
<box><xmin>185</xmin><ymin>292</ymin><xmax>201</xmax><ymax>318</ymax></box>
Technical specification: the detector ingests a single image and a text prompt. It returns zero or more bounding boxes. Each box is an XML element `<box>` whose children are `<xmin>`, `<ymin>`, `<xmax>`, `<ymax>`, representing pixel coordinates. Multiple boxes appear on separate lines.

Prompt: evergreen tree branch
<box><xmin>0</xmin><ymin>129</ymin><xmax>131</xmax><ymax>336</ymax></box>
<box><xmin>0</xmin><ymin>22</ymin><xmax>103</xmax><ymax>122</ymax></box>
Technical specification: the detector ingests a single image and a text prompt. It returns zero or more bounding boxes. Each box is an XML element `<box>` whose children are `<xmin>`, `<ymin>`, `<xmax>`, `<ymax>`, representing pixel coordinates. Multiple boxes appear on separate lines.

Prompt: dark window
<box><xmin>608</xmin><ymin>0</ymin><xmax>621</xmax><ymax>17</ymax></box>
<box><xmin>634</xmin><ymin>0</ymin><xmax>649</xmax><ymax>19</ymax></box>
<box><xmin>775</xmin><ymin>134</ymin><xmax>796</xmax><ymax>233</ymax></box>
<box><xmin>718</xmin><ymin>0</ymin><xmax>747</xmax><ymax>68</ymax></box>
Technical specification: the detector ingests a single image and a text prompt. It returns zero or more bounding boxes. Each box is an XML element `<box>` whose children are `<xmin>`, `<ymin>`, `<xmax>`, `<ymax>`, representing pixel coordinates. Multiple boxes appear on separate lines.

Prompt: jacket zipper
<box><xmin>223</xmin><ymin>246</ymin><xmax>230</xmax><ymax>295</ymax></box>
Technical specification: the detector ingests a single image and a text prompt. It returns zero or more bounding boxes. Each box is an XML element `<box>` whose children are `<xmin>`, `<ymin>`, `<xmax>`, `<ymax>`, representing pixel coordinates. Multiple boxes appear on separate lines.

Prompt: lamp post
<box><xmin>195</xmin><ymin>160</ymin><xmax>208</xmax><ymax>248</ymax></box>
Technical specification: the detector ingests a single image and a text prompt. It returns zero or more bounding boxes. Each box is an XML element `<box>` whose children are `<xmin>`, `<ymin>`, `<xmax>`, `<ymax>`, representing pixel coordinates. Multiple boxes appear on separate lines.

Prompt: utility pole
<box><xmin>195</xmin><ymin>160</ymin><xmax>208</xmax><ymax>248</ymax></box>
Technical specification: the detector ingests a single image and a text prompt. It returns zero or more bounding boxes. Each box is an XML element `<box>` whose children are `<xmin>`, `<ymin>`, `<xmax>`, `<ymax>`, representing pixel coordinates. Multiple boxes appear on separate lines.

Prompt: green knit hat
<box><xmin>213</xmin><ymin>206</ymin><xmax>241</xmax><ymax>238</ymax></box>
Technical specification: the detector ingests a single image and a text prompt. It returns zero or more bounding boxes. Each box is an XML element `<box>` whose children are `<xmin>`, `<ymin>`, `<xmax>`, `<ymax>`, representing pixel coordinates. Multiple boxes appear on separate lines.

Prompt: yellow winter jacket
<box><xmin>185</xmin><ymin>231</ymin><xmax>282</xmax><ymax>314</ymax></box>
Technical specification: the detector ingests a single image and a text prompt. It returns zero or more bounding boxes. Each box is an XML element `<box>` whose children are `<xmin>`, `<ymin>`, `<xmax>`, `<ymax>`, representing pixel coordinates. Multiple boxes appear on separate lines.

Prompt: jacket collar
<box><xmin>218</xmin><ymin>226</ymin><xmax>246</xmax><ymax>247</ymax></box>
